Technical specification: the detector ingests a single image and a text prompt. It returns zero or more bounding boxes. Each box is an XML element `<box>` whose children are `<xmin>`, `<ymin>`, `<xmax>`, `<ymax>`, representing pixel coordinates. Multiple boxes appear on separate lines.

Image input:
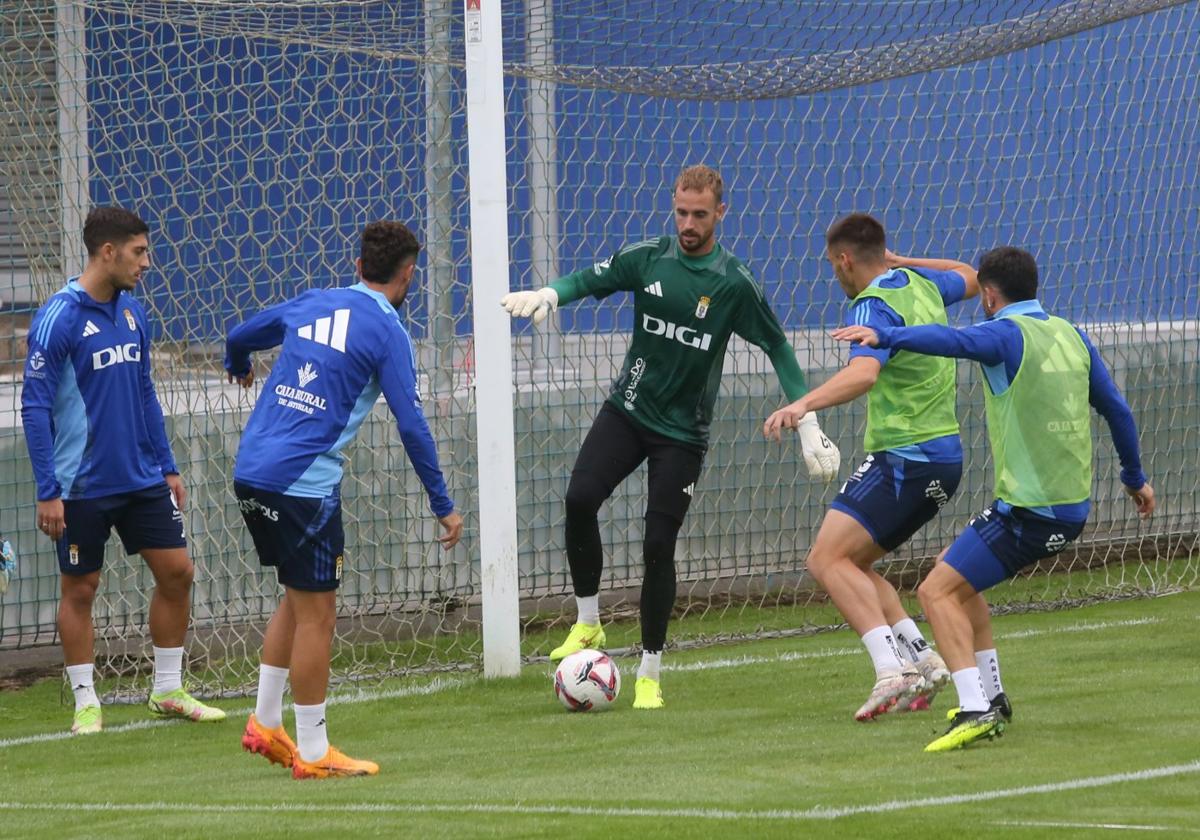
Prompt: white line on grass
<box><xmin>662</xmin><ymin>617</ymin><xmax>1162</xmax><ymax>673</ymax></box>
<box><xmin>999</xmin><ymin>617</ymin><xmax>1160</xmax><ymax>639</ymax></box>
<box><xmin>0</xmin><ymin>615</ymin><xmax>1165</xmax><ymax>751</ymax></box>
<box><xmin>0</xmin><ymin>676</ymin><xmax>471</xmax><ymax>750</ymax></box>
<box><xmin>994</xmin><ymin>819</ymin><xmax>1200</xmax><ymax>833</ymax></box>
<box><xmin>0</xmin><ymin>760</ymin><xmax>1197</xmax><ymax>823</ymax></box>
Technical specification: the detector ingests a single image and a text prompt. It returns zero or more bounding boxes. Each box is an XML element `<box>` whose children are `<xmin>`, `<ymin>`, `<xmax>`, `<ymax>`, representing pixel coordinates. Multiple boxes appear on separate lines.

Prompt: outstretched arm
<box><xmin>501</xmin><ymin>243</ymin><xmax>647</xmax><ymax>323</ymax></box>
<box><xmin>886</xmin><ymin>249</ymin><xmax>979</xmax><ymax>299</ymax></box>
<box><xmin>224</xmin><ymin>300</ymin><xmax>291</xmax><ymax>384</ymax></box>
<box><xmin>831</xmin><ymin>320</ymin><xmax>1010</xmax><ymax>366</ymax></box>
<box><xmin>763</xmin><ymin>356</ymin><xmax>880</xmax><ymax>441</ymax></box>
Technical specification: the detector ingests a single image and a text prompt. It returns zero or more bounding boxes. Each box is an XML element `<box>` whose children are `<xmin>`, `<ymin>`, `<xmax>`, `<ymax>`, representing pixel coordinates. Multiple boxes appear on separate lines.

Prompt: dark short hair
<box><xmin>83</xmin><ymin>206</ymin><xmax>149</xmax><ymax>255</ymax></box>
<box><xmin>360</xmin><ymin>221</ymin><xmax>421</xmax><ymax>283</ymax></box>
<box><xmin>825</xmin><ymin>213</ymin><xmax>886</xmax><ymax>260</ymax></box>
<box><xmin>978</xmin><ymin>246</ymin><xmax>1038</xmax><ymax>302</ymax></box>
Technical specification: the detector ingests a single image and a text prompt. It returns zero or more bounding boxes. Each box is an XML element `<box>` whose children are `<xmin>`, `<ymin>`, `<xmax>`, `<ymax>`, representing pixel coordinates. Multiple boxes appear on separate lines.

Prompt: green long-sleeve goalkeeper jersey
<box><xmin>550</xmin><ymin>236</ymin><xmax>806</xmax><ymax>448</ymax></box>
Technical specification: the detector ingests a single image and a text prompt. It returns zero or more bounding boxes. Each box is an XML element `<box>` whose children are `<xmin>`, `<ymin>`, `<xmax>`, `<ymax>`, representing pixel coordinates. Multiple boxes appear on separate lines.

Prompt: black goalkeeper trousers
<box><xmin>563</xmin><ymin>402</ymin><xmax>705</xmax><ymax>653</ymax></box>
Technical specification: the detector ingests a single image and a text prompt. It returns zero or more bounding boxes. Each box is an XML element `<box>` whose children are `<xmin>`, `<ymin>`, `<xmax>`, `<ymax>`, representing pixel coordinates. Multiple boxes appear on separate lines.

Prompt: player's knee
<box><xmin>60</xmin><ymin>575</ymin><xmax>99</xmax><ymax>608</ymax></box>
<box><xmin>917</xmin><ymin>571</ymin><xmax>953</xmax><ymax>611</ymax></box>
<box><xmin>156</xmin><ymin>559</ymin><xmax>195</xmax><ymax>598</ymax></box>
<box><xmin>306</xmin><ymin>603</ymin><xmax>337</xmax><ymax>636</ymax></box>
<box><xmin>565</xmin><ymin>473</ymin><xmax>608</xmax><ymax>521</ymax></box>
<box><xmin>642</xmin><ymin>513</ymin><xmax>680</xmax><ymax>570</ymax></box>
<box><xmin>805</xmin><ymin>549</ymin><xmax>838</xmax><ymax>585</ymax></box>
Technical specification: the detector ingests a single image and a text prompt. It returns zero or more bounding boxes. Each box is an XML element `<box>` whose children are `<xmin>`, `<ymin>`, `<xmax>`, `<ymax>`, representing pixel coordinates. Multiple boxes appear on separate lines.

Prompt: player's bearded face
<box><xmin>110</xmin><ymin>234</ymin><xmax>150</xmax><ymax>291</ymax></box>
<box><xmin>673</xmin><ymin>188</ymin><xmax>724</xmax><ymax>255</ymax></box>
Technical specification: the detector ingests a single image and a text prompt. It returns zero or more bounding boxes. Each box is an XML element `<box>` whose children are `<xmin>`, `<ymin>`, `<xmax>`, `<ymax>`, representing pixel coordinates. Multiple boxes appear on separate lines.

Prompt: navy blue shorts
<box><xmin>234</xmin><ymin>481</ymin><xmax>345</xmax><ymax>592</ymax></box>
<box><xmin>945</xmin><ymin>500</ymin><xmax>1087</xmax><ymax>592</ymax></box>
<box><xmin>831</xmin><ymin>452</ymin><xmax>962</xmax><ymax>552</ymax></box>
<box><xmin>58</xmin><ymin>483</ymin><xmax>187</xmax><ymax>575</ymax></box>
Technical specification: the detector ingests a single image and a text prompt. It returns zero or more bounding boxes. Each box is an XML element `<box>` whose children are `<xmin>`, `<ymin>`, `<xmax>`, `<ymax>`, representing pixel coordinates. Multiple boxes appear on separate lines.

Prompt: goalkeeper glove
<box><xmin>797</xmin><ymin>413</ymin><xmax>840</xmax><ymax>482</ymax></box>
<box><xmin>499</xmin><ymin>287</ymin><xmax>558</xmax><ymax>325</ymax></box>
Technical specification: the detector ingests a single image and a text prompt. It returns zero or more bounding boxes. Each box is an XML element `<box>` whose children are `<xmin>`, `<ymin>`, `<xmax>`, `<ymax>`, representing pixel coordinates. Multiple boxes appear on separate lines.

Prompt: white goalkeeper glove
<box><xmin>797</xmin><ymin>412</ymin><xmax>840</xmax><ymax>482</ymax></box>
<box><xmin>499</xmin><ymin>287</ymin><xmax>558</xmax><ymax>325</ymax></box>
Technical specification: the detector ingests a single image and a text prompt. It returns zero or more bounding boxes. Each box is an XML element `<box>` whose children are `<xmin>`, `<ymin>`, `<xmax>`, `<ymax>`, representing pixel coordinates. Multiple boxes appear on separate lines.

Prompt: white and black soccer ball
<box><xmin>553</xmin><ymin>650</ymin><xmax>621</xmax><ymax>712</ymax></box>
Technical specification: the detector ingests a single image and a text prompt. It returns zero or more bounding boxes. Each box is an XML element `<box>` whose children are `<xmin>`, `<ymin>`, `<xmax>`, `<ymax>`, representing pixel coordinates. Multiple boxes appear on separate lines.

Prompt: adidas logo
<box><xmin>644</xmin><ymin>281</ymin><xmax>663</xmax><ymax>297</ymax></box>
<box><xmin>682</xmin><ymin>482</ymin><xmax>694</xmax><ymax>497</ymax></box>
<box><xmin>298</xmin><ymin>309</ymin><xmax>350</xmax><ymax>352</ymax></box>
<box><xmin>82</xmin><ymin>320</ymin><xmax>100</xmax><ymax>337</ymax></box>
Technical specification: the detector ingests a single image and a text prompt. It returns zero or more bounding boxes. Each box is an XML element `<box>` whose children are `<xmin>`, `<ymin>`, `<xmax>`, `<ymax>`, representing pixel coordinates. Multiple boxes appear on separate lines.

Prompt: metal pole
<box><xmin>56</xmin><ymin>0</ymin><xmax>88</xmax><ymax>279</ymax></box>
<box><xmin>424</xmin><ymin>0</ymin><xmax>455</xmax><ymax>397</ymax></box>
<box><xmin>526</xmin><ymin>0</ymin><xmax>560</xmax><ymax>370</ymax></box>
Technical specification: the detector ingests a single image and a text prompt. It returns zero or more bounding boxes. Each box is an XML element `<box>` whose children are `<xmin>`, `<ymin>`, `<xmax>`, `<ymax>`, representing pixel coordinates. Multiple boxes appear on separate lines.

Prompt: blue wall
<box><xmin>87</xmin><ymin>3</ymin><xmax>1199</xmax><ymax>341</ymax></box>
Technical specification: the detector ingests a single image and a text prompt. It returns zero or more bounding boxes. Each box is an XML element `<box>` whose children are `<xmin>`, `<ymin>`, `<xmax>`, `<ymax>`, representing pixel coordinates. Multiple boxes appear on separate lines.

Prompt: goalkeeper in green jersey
<box><xmin>501</xmin><ymin>165</ymin><xmax>840</xmax><ymax>709</ymax></box>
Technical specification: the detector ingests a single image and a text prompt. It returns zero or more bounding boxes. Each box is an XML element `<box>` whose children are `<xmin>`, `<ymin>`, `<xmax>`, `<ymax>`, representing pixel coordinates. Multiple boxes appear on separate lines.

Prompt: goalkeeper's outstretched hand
<box><xmin>797</xmin><ymin>413</ymin><xmax>840</xmax><ymax>482</ymax></box>
<box><xmin>500</xmin><ymin>287</ymin><xmax>558</xmax><ymax>325</ymax></box>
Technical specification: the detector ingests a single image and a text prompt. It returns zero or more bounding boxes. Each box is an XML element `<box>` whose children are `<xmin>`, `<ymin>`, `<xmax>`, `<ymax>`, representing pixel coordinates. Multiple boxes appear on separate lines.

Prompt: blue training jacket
<box><xmin>224</xmin><ymin>283</ymin><xmax>454</xmax><ymax>517</ymax></box>
<box><xmin>21</xmin><ymin>280</ymin><xmax>178</xmax><ymax>501</ymax></box>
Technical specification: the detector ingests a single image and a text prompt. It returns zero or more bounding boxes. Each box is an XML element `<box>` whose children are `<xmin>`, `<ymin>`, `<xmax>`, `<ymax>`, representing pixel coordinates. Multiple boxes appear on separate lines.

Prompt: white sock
<box><xmin>254</xmin><ymin>664</ymin><xmax>290</xmax><ymax>730</ymax></box>
<box><xmin>575</xmin><ymin>595</ymin><xmax>600</xmax><ymax>626</ymax></box>
<box><xmin>976</xmin><ymin>648</ymin><xmax>1004</xmax><ymax>700</ymax></box>
<box><xmin>294</xmin><ymin>702</ymin><xmax>329</xmax><ymax>763</ymax></box>
<box><xmin>66</xmin><ymin>663</ymin><xmax>99</xmax><ymax>711</ymax></box>
<box><xmin>152</xmin><ymin>646</ymin><xmax>184</xmax><ymax>695</ymax></box>
<box><xmin>637</xmin><ymin>650</ymin><xmax>662</xmax><ymax>681</ymax></box>
<box><xmin>951</xmin><ymin>667</ymin><xmax>990</xmax><ymax>713</ymax></box>
<box><xmin>891</xmin><ymin>618</ymin><xmax>932</xmax><ymax>663</ymax></box>
<box><xmin>862</xmin><ymin>625</ymin><xmax>906</xmax><ymax>676</ymax></box>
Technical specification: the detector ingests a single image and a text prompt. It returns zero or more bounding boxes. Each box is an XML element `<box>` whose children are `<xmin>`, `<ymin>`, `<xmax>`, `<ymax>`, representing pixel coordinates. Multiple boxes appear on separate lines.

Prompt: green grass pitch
<box><xmin>1</xmin><ymin>590</ymin><xmax>1197</xmax><ymax>839</ymax></box>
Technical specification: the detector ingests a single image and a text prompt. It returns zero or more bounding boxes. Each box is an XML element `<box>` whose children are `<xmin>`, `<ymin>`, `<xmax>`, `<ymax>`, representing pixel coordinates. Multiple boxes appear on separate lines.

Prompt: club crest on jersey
<box><xmin>695</xmin><ymin>296</ymin><xmax>711</xmax><ymax>319</ymax></box>
<box><xmin>124</xmin><ymin>308</ymin><xmax>137</xmax><ymax>331</ymax></box>
<box><xmin>297</xmin><ymin>361</ymin><xmax>318</xmax><ymax>388</ymax></box>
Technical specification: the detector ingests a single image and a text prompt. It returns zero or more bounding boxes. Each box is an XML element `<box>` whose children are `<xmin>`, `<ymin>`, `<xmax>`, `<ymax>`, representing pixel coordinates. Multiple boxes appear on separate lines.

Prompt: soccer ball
<box><xmin>553</xmin><ymin>650</ymin><xmax>621</xmax><ymax>712</ymax></box>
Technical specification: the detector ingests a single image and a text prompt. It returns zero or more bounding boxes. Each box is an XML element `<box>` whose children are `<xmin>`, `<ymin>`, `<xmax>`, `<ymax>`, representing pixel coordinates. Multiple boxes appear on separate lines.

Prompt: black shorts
<box><xmin>571</xmin><ymin>402</ymin><xmax>705</xmax><ymax>523</ymax></box>
<box><xmin>234</xmin><ymin>481</ymin><xmax>345</xmax><ymax>592</ymax></box>
<box><xmin>58</xmin><ymin>483</ymin><xmax>187</xmax><ymax>575</ymax></box>
<box><xmin>830</xmin><ymin>451</ymin><xmax>962</xmax><ymax>552</ymax></box>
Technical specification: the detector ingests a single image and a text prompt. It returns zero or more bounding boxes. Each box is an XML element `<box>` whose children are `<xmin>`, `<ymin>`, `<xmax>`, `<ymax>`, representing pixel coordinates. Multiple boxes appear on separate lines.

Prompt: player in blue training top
<box><xmin>226</xmin><ymin>220</ymin><xmax>463</xmax><ymax>779</ymax></box>
<box><xmin>765</xmin><ymin>213</ymin><xmax>979</xmax><ymax>721</ymax></box>
<box><xmin>21</xmin><ymin>206</ymin><xmax>226</xmax><ymax>735</ymax></box>
<box><xmin>833</xmin><ymin>245</ymin><xmax>1154</xmax><ymax>751</ymax></box>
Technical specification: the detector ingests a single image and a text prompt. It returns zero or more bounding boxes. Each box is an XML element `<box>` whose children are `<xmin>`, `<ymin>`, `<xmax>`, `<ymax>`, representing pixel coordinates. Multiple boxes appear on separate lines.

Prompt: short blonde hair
<box><xmin>673</xmin><ymin>165</ymin><xmax>723</xmax><ymax>204</ymax></box>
